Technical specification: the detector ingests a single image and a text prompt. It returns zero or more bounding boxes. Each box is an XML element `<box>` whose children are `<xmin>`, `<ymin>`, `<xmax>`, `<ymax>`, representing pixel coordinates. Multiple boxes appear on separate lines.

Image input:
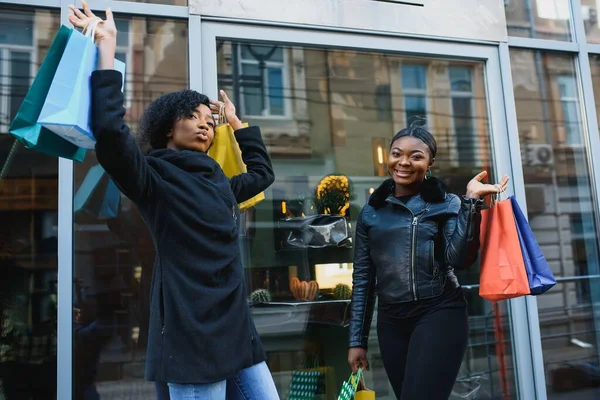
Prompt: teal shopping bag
<box><xmin>74</xmin><ymin>164</ymin><xmax>121</xmax><ymax>219</ymax></box>
<box><xmin>39</xmin><ymin>28</ymin><xmax>126</xmax><ymax>149</ymax></box>
<box><xmin>8</xmin><ymin>25</ymin><xmax>87</xmax><ymax>162</ymax></box>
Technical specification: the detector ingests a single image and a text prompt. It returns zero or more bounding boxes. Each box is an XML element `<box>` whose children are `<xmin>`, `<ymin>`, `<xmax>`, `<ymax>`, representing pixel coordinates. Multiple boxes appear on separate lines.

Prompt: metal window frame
<box><xmin>5</xmin><ymin>0</ymin><xmax>600</xmax><ymax>398</ymax></box>
<box><xmin>200</xmin><ymin>20</ymin><xmax>538</xmax><ymax>399</ymax></box>
<box><xmin>0</xmin><ymin>2</ymin><xmax>187</xmax><ymax>399</ymax></box>
<box><xmin>502</xmin><ymin>1</ymin><xmax>600</xmax><ymax>400</ymax></box>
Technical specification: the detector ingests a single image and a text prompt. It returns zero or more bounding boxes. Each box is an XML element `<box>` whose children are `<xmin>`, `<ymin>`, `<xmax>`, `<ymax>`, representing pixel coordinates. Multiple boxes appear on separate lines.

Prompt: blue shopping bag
<box><xmin>510</xmin><ymin>196</ymin><xmax>556</xmax><ymax>295</ymax></box>
<box><xmin>38</xmin><ymin>27</ymin><xmax>125</xmax><ymax>149</ymax></box>
<box><xmin>8</xmin><ymin>25</ymin><xmax>87</xmax><ymax>161</ymax></box>
<box><xmin>74</xmin><ymin>164</ymin><xmax>120</xmax><ymax>219</ymax></box>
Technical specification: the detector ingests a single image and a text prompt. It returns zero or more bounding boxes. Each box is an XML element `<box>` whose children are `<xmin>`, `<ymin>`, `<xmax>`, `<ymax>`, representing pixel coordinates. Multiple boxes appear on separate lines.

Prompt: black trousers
<box><xmin>377</xmin><ymin>305</ymin><xmax>469</xmax><ymax>400</ymax></box>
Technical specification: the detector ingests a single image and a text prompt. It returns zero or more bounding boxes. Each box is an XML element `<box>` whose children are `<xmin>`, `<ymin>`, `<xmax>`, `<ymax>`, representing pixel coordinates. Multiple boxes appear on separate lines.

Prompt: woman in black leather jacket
<box><xmin>347</xmin><ymin>126</ymin><xmax>509</xmax><ymax>400</ymax></box>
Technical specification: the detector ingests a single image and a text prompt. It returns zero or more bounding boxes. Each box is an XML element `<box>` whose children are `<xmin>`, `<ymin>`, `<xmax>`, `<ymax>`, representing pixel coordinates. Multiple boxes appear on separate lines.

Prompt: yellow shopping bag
<box><xmin>352</xmin><ymin>372</ymin><xmax>376</xmax><ymax>400</ymax></box>
<box><xmin>208</xmin><ymin>106</ymin><xmax>265</xmax><ymax>212</ymax></box>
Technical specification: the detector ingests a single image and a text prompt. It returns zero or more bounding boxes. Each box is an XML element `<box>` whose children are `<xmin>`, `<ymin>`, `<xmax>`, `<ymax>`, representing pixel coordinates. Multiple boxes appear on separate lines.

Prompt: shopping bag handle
<box><xmin>348</xmin><ymin>367</ymin><xmax>363</xmax><ymax>392</ymax></box>
<box><xmin>83</xmin><ymin>17</ymin><xmax>103</xmax><ymax>45</ymax></box>
<box><xmin>489</xmin><ymin>183</ymin><xmax>508</xmax><ymax>208</ymax></box>
<box><xmin>218</xmin><ymin>103</ymin><xmax>228</xmax><ymax>126</ymax></box>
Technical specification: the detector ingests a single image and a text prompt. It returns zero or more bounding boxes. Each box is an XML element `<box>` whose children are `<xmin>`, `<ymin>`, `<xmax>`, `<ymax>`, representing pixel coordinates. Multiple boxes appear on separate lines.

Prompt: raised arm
<box><xmin>210</xmin><ymin>90</ymin><xmax>275</xmax><ymax>202</ymax></box>
<box><xmin>229</xmin><ymin>127</ymin><xmax>275</xmax><ymax>203</ymax></box>
<box><xmin>443</xmin><ymin>170</ymin><xmax>510</xmax><ymax>268</ymax></box>
<box><xmin>441</xmin><ymin>195</ymin><xmax>483</xmax><ymax>269</ymax></box>
<box><xmin>70</xmin><ymin>2</ymin><xmax>157</xmax><ymax>203</ymax></box>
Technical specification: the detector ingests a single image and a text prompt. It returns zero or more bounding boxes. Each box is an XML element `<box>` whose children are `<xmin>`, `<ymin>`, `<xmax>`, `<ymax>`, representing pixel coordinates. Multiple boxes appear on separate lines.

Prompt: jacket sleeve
<box><xmin>91</xmin><ymin>70</ymin><xmax>158</xmax><ymax>203</ymax></box>
<box><xmin>228</xmin><ymin>126</ymin><xmax>275</xmax><ymax>203</ymax></box>
<box><xmin>442</xmin><ymin>195</ymin><xmax>484</xmax><ymax>269</ymax></box>
<box><xmin>349</xmin><ymin>209</ymin><xmax>377</xmax><ymax>350</ymax></box>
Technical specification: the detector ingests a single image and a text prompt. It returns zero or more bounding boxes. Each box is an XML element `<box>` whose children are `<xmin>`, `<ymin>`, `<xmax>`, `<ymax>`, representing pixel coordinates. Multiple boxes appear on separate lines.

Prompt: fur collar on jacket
<box><xmin>368</xmin><ymin>177</ymin><xmax>447</xmax><ymax>208</ymax></box>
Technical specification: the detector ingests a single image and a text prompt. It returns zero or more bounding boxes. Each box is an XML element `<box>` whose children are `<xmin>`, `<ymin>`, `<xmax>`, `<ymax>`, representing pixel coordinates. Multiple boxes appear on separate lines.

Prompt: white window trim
<box><xmin>115</xmin><ymin>19</ymin><xmax>133</xmax><ymax>110</ymax></box>
<box><xmin>556</xmin><ymin>75</ymin><xmax>582</xmax><ymax>146</ymax></box>
<box><xmin>400</xmin><ymin>63</ymin><xmax>430</xmax><ymax>127</ymax></box>
<box><xmin>238</xmin><ymin>45</ymin><xmax>291</xmax><ymax>119</ymax></box>
<box><xmin>0</xmin><ymin>43</ymin><xmax>37</xmax><ymax>134</ymax></box>
<box><xmin>448</xmin><ymin>67</ymin><xmax>481</xmax><ymax>167</ymax></box>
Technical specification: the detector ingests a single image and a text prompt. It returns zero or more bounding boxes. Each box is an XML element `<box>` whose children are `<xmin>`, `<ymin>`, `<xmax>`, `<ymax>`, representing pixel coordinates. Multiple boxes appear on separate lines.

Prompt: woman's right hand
<box><xmin>348</xmin><ymin>347</ymin><xmax>369</xmax><ymax>373</ymax></box>
<box><xmin>68</xmin><ymin>0</ymin><xmax>117</xmax><ymax>45</ymax></box>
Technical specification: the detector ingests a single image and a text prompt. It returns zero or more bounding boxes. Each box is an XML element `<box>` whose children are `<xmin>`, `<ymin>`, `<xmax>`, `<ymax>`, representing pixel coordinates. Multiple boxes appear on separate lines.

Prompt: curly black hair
<box><xmin>136</xmin><ymin>90</ymin><xmax>212</xmax><ymax>154</ymax></box>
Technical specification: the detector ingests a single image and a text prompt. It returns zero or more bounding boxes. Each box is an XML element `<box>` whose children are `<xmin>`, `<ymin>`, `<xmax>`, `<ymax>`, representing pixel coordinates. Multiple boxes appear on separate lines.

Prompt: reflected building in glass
<box><xmin>2</xmin><ymin>0</ymin><xmax>600</xmax><ymax>399</ymax></box>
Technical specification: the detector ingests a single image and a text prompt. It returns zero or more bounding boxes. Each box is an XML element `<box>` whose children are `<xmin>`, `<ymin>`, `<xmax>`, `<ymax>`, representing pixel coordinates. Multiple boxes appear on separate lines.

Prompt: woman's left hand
<box><xmin>210</xmin><ymin>90</ymin><xmax>244</xmax><ymax>130</ymax></box>
<box><xmin>466</xmin><ymin>171</ymin><xmax>509</xmax><ymax>199</ymax></box>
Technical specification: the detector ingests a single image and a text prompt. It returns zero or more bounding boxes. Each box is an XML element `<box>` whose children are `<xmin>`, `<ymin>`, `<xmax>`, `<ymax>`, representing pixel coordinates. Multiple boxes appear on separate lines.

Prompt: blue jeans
<box><xmin>167</xmin><ymin>361</ymin><xmax>279</xmax><ymax>400</ymax></box>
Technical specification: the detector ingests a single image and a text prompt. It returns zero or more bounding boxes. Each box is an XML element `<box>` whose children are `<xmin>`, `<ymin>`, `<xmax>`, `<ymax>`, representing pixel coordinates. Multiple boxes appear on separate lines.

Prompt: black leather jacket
<box><xmin>349</xmin><ymin>179</ymin><xmax>483</xmax><ymax>349</ymax></box>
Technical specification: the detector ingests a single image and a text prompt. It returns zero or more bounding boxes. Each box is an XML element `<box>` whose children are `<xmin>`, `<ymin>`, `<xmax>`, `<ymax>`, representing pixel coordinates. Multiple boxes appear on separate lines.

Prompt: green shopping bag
<box><xmin>337</xmin><ymin>368</ymin><xmax>362</xmax><ymax>400</ymax></box>
<box><xmin>286</xmin><ymin>353</ymin><xmax>336</xmax><ymax>400</ymax></box>
<box><xmin>287</xmin><ymin>370</ymin><xmax>323</xmax><ymax>399</ymax></box>
<box><xmin>8</xmin><ymin>25</ymin><xmax>87</xmax><ymax>162</ymax></box>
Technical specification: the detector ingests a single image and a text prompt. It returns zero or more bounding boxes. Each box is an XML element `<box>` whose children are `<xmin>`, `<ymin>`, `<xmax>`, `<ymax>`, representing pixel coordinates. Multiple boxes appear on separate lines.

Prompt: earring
<box><xmin>425</xmin><ymin>169</ymin><xmax>432</xmax><ymax>180</ymax></box>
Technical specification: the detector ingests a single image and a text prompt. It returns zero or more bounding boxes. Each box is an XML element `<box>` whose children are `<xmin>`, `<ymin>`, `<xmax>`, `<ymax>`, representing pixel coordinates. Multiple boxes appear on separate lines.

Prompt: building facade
<box><xmin>0</xmin><ymin>0</ymin><xmax>600</xmax><ymax>399</ymax></box>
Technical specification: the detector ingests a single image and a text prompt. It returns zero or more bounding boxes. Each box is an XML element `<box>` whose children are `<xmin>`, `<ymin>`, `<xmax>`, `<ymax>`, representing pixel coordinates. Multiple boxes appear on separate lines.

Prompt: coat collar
<box><xmin>148</xmin><ymin>148</ymin><xmax>219</xmax><ymax>175</ymax></box>
<box><xmin>368</xmin><ymin>178</ymin><xmax>447</xmax><ymax>210</ymax></box>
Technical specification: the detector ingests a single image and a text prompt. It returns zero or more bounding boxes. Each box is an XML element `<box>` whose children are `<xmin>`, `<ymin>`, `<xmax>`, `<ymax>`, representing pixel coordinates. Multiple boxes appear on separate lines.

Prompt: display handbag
<box><xmin>510</xmin><ymin>196</ymin><xmax>556</xmax><ymax>295</ymax></box>
<box><xmin>38</xmin><ymin>19</ymin><xmax>126</xmax><ymax>149</ymax></box>
<box><xmin>207</xmin><ymin>105</ymin><xmax>265</xmax><ymax>212</ymax></box>
<box><xmin>479</xmin><ymin>194</ymin><xmax>530</xmax><ymax>302</ymax></box>
<box><xmin>8</xmin><ymin>25</ymin><xmax>87</xmax><ymax>161</ymax></box>
<box><xmin>74</xmin><ymin>164</ymin><xmax>121</xmax><ymax>219</ymax></box>
<box><xmin>280</xmin><ymin>215</ymin><xmax>351</xmax><ymax>249</ymax></box>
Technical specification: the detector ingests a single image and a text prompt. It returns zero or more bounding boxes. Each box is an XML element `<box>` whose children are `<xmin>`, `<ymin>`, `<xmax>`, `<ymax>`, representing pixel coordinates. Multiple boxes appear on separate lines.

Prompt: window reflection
<box><xmin>581</xmin><ymin>0</ymin><xmax>600</xmax><ymax>43</ymax></box>
<box><xmin>0</xmin><ymin>7</ymin><xmax>59</xmax><ymax>400</ymax></box>
<box><xmin>512</xmin><ymin>49</ymin><xmax>600</xmax><ymax>399</ymax></box>
<box><xmin>504</xmin><ymin>0</ymin><xmax>572</xmax><ymax>41</ymax></box>
<box><xmin>217</xmin><ymin>40</ymin><xmax>518</xmax><ymax>399</ymax></box>
<box><xmin>72</xmin><ymin>17</ymin><xmax>188</xmax><ymax>400</ymax></box>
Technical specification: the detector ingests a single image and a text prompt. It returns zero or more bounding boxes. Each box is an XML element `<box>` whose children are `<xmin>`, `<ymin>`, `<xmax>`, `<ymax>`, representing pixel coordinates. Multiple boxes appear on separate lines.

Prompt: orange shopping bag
<box><xmin>479</xmin><ymin>196</ymin><xmax>530</xmax><ymax>302</ymax></box>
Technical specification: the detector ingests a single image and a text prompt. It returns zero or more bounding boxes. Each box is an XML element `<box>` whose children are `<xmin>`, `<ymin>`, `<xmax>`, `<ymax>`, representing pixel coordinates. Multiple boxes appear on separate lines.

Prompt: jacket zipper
<box><xmin>466</xmin><ymin>201</ymin><xmax>476</xmax><ymax>239</ymax></box>
<box><xmin>411</xmin><ymin>216</ymin><xmax>418</xmax><ymax>301</ymax></box>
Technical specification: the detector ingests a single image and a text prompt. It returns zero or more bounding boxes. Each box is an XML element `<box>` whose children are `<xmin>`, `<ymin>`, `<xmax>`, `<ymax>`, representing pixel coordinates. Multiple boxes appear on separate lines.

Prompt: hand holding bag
<box><xmin>479</xmin><ymin>193</ymin><xmax>530</xmax><ymax>302</ymax></box>
<box><xmin>38</xmin><ymin>19</ymin><xmax>126</xmax><ymax>149</ymax></box>
<box><xmin>338</xmin><ymin>368</ymin><xmax>374</xmax><ymax>400</ymax></box>
<box><xmin>208</xmin><ymin>105</ymin><xmax>265</xmax><ymax>212</ymax></box>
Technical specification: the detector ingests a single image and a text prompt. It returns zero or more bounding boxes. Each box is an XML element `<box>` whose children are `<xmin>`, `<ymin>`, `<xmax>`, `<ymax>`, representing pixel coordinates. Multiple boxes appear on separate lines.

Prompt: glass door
<box><xmin>200</xmin><ymin>22</ymin><xmax>527</xmax><ymax>399</ymax></box>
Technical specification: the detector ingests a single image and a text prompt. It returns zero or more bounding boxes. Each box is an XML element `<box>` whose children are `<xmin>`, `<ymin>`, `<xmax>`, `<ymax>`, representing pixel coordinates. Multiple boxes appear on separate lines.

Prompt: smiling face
<box><xmin>166</xmin><ymin>104</ymin><xmax>216</xmax><ymax>153</ymax></box>
<box><xmin>388</xmin><ymin>135</ymin><xmax>434</xmax><ymax>195</ymax></box>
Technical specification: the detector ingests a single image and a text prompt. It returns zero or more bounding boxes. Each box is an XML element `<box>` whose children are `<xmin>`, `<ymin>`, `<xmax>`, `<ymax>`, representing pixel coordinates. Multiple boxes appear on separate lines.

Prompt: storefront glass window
<box><xmin>0</xmin><ymin>7</ymin><xmax>60</xmax><ymax>400</ymax></box>
<box><xmin>216</xmin><ymin>40</ymin><xmax>519</xmax><ymax>399</ymax></box>
<box><xmin>505</xmin><ymin>0</ymin><xmax>572</xmax><ymax>41</ymax></box>
<box><xmin>511</xmin><ymin>49</ymin><xmax>600</xmax><ymax>399</ymax></box>
<box><xmin>72</xmin><ymin>17</ymin><xmax>188</xmax><ymax>400</ymax></box>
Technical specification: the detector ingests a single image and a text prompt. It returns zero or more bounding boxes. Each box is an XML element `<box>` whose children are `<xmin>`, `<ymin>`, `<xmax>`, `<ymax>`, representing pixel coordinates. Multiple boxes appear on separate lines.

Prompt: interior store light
<box><xmin>377</xmin><ymin>145</ymin><xmax>384</xmax><ymax>164</ymax></box>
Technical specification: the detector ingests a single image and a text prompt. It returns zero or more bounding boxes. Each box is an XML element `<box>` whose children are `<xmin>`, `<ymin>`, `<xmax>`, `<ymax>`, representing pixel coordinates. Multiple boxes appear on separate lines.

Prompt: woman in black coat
<box><xmin>69</xmin><ymin>3</ymin><xmax>279</xmax><ymax>399</ymax></box>
<box><xmin>347</xmin><ymin>126</ymin><xmax>509</xmax><ymax>400</ymax></box>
